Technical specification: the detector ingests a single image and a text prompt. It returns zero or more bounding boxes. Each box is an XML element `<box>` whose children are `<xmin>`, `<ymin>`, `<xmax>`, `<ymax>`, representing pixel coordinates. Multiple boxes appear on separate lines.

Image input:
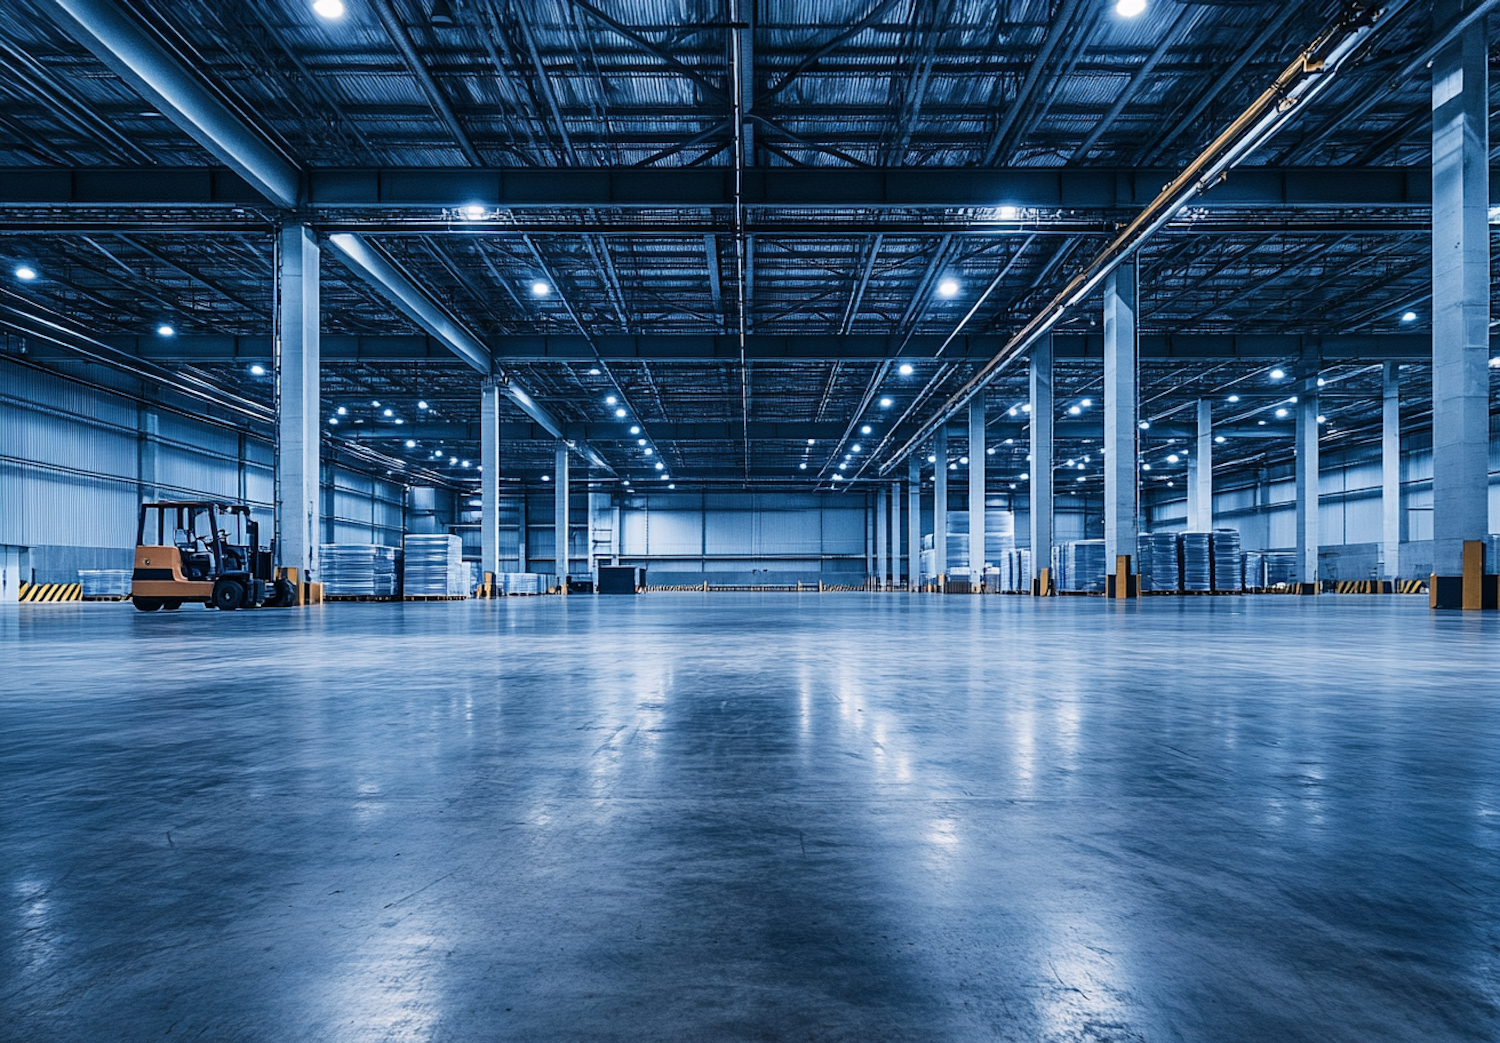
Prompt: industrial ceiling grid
<box><xmin>0</xmin><ymin>0</ymin><xmax>1492</xmax><ymax>491</ymax></box>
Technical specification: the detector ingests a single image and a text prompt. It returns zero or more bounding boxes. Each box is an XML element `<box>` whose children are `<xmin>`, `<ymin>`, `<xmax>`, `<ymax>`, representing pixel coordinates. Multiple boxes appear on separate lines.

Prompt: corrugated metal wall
<box><xmin>1144</xmin><ymin>438</ymin><xmax>1500</xmax><ymax>573</ymax></box>
<box><xmin>1</xmin><ymin>358</ymin><xmax>405</xmax><ymax>581</ymax></box>
<box><xmin>615</xmin><ymin>492</ymin><xmax>867</xmax><ymax>571</ymax></box>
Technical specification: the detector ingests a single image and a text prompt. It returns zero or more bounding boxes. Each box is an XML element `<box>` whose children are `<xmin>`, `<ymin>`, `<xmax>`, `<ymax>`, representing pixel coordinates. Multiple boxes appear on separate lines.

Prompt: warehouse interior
<box><xmin>2</xmin><ymin>0</ymin><xmax>1498</xmax><ymax>1039</ymax></box>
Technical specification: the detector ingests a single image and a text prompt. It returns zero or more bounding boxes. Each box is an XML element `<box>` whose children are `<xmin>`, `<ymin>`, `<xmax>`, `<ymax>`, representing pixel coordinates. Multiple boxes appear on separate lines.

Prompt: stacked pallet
<box><xmin>1137</xmin><ymin>533</ymin><xmax>1180</xmax><ymax>593</ymax></box>
<box><xmin>320</xmin><ymin>544</ymin><xmax>399</xmax><ymax>598</ymax></box>
<box><xmin>1263</xmin><ymin>552</ymin><xmax>1297</xmax><ymax>587</ymax></box>
<box><xmin>1058</xmin><ymin>540</ymin><xmax>1107</xmax><ymax>593</ymax></box>
<box><xmin>1180</xmin><ymin>532</ymin><xmax>1212</xmax><ymax>592</ymax></box>
<box><xmin>1243</xmin><ymin>551</ymin><xmax>1265</xmax><ymax>590</ymax></box>
<box><xmin>78</xmin><ymin>569</ymin><xmax>130</xmax><ymax>599</ymax></box>
<box><xmin>1210</xmin><ymin>529</ymin><xmax>1243</xmax><ymax>592</ymax></box>
<box><xmin>402</xmin><ymin>534</ymin><xmax>467</xmax><ymax>597</ymax></box>
<box><xmin>997</xmin><ymin>549</ymin><xmax>1033</xmax><ymax>592</ymax></box>
<box><xmin>501</xmin><ymin>572</ymin><xmax>545</xmax><ymax>595</ymax></box>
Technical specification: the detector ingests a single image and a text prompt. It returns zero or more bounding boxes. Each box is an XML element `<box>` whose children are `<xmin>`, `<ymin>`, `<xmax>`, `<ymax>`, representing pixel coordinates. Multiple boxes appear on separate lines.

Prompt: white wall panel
<box><xmin>819</xmin><ymin>508</ymin><xmax>864</xmax><ymax>554</ymax></box>
<box><xmin>646</xmin><ymin>511</ymin><xmax>702</xmax><ymax>556</ymax></box>
<box><xmin>758</xmin><ymin>509</ymin><xmax>822</xmax><ymax>555</ymax></box>
<box><xmin>704</xmin><ymin>510</ymin><xmax>753</xmax><ymax>555</ymax></box>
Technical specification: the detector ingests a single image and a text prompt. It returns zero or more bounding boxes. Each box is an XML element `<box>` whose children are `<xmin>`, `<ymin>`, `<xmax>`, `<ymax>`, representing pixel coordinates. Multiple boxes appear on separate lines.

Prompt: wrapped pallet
<box><xmin>402</xmin><ymin>534</ymin><xmax>466</xmax><ymax>597</ymax></box>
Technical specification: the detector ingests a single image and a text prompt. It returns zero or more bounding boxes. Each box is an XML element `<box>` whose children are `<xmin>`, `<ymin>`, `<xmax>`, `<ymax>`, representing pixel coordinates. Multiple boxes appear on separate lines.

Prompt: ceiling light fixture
<box><xmin>937</xmin><ymin>278</ymin><xmax>960</xmax><ymax>298</ymax></box>
<box><xmin>531</xmin><ymin>281</ymin><xmax>550</xmax><ymax>297</ymax></box>
<box><xmin>1116</xmin><ymin>0</ymin><xmax>1146</xmax><ymax>17</ymax></box>
<box><xmin>156</xmin><ymin>324</ymin><xmax>174</xmax><ymax>337</ymax></box>
<box><xmin>312</xmin><ymin>0</ymin><xmax>345</xmax><ymax>19</ymax></box>
<box><xmin>14</xmin><ymin>265</ymin><xmax>36</xmax><ymax>281</ymax></box>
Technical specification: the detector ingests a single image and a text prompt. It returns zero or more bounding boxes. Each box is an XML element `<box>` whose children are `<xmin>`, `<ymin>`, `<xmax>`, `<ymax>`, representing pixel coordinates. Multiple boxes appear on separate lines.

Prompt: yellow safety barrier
<box><xmin>18</xmin><ymin>582</ymin><xmax>82</xmax><ymax>603</ymax></box>
<box><xmin>1332</xmin><ymin>580</ymin><xmax>1390</xmax><ymax>594</ymax></box>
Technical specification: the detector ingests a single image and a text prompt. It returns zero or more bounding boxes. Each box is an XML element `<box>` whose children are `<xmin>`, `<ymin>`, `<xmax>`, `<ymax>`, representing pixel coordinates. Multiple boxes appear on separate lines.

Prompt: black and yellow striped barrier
<box><xmin>1330</xmin><ymin>580</ymin><xmax>1390</xmax><ymax>594</ymax></box>
<box><xmin>1323</xmin><ymin>580</ymin><xmax>1426</xmax><ymax>594</ymax></box>
<box><xmin>18</xmin><ymin>582</ymin><xmax>82</xmax><ymax>603</ymax></box>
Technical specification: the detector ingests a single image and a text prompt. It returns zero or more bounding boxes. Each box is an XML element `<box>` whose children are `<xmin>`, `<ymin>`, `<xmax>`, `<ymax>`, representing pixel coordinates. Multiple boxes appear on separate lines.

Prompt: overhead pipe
<box><xmin>876</xmin><ymin>0</ymin><xmax>1410</xmax><ymax>478</ymax></box>
<box><xmin>45</xmin><ymin>0</ymin><xmax>601</xmax><ymax>467</ymax></box>
<box><xmin>0</xmin><ymin>293</ymin><xmax>456</xmax><ymax>489</ymax></box>
<box><xmin>730</xmin><ymin>0</ymin><xmax>752</xmax><ymax>484</ymax></box>
<box><xmin>46</xmin><ymin>0</ymin><xmax>300</xmax><ymax>208</ymax></box>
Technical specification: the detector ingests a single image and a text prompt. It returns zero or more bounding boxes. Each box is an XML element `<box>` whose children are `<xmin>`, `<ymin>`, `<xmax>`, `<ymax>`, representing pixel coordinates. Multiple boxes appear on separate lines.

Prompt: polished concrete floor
<box><xmin>2</xmin><ymin>594</ymin><xmax>1498</xmax><ymax>1042</ymax></box>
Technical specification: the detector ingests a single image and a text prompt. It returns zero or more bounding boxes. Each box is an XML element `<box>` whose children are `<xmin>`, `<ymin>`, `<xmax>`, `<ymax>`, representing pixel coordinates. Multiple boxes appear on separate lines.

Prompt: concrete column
<box><xmin>908</xmin><ymin>457</ymin><xmax>921</xmax><ymax>589</ymax></box>
<box><xmin>875</xmin><ymin>487</ymin><xmax>888</xmax><ymax>589</ymax></box>
<box><xmin>1103</xmin><ymin>264</ymin><xmax>1138</xmax><ymax>565</ymax></box>
<box><xmin>320</xmin><ymin>466</ymin><xmax>335</xmax><ymax>545</ymax></box>
<box><xmin>1295</xmin><ymin>381</ymin><xmax>1320</xmax><ymax>588</ymax></box>
<box><xmin>554</xmin><ymin>444</ymin><xmax>569</xmax><ymax>578</ymax></box>
<box><xmin>1430</xmin><ymin>1</ymin><xmax>1490</xmax><ymax>578</ymax></box>
<box><xmin>517</xmin><ymin>491</ymin><xmax>528</xmax><ymax>572</ymax></box>
<box><xmin>137</xmin><ymin>407</ymin><xmax>159</xmax><ymax>504</ymax></box>
<box><xmin>0</xmin><ymin>544</ymin><xmax>22</xmax><ymax>604</ymax></box>
<box><xmin>480</xmin><ymin>379</ymin><xmax>500</xmax><ymax>581</ymax></box>
<box><xmin>1382</xmin><ymin>363</ymin><xmax>1401</xmax><ymax>580</ymax></box>
<box><xmin>276</xmin><ymin>224</ymin><xmax>319</xmax><ymax>580</ymax></box>
<box><xmin>968</xmin><ymin>398</ymin><xmax>986</xmax><ymax>577</ymax></box>
<box><xmin>865</xmin><ymin>497</ymin><xmax>874</xmax><ymax>577</ymax></box>
<box><xmin>933</xmin><ymin>426</ymin><xmax>947</xmax><ymax>577</ymax></box>
<box><xmin>1029</xmin><ymin>335</ymin><xmax>1054</xmax><ymax>576</ymax></box>
<box><xmin>1193</xmin><ymin>398</ymin><xmax>1213</xmax><ymax>529</ymax></box>
<box><xmin>890</xmin><ymin>479</ymin><xmax>901</xmax><ymax>587</ymax></box>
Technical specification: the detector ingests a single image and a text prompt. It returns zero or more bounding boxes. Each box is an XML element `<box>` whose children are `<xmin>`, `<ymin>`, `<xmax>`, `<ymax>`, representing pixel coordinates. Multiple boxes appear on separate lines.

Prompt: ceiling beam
<box><xmin>94</xmin><ymin>331</ymin><xmax>1449</xmax><ymax>364</ymax></box>
<box><xmin>38</xmin><ymin>0</ymin><xmax>598</xmax><ymax>462</ymax></box>
<box><xmin>1</xmin><ymin>165</ymin><xmax>1474</xmax><ymax>210</ymax></box>
<box><xmin>347</xmin><ymin>421</ymin><xmax>855</xmax><ymax>443</ymax></box>
<box><xmin>340</xmin><ymin>419</ymin><xmax>1298</xmax><ymax>444</ymax></box>
<box><xmin>41</xmin><ymin>0</ymin><xmax>300</xmax><ymax>208</ymax></box>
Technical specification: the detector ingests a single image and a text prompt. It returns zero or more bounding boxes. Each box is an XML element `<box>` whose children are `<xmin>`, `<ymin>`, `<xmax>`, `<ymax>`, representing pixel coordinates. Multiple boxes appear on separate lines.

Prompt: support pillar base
<box><xmin>1032</xmin><ymin>568</ymin><xmax>1056</xmax><ymax>597</ymax></box>
<box><xmin>1106</xmin><ymin>556</ymin><xmax>1137</xmax><ymax>599</ymax></box>
<box><xmin>1431</xmin><ymin>541</ymin><xmax>1499</xmax><ymax>610</ymax></box>
<box><xmin>1430</xmin><ymin>573</ymin><xmax>1499</xmax><ymax>609</ymax></box>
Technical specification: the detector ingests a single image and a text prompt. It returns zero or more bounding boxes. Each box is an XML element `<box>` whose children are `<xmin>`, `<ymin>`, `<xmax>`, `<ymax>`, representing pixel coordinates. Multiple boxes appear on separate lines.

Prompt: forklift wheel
<box><xmin>132</xmin><ymin>597</ymin><xmax>163</xmax><ymax>612</ymax></box>
<box><xmin>212</xmin><ymin>579</ymin><xmax>246</xmax><ymax>612</ymax></box>
<box><xmin>163</xmin><ymin>601</ymin><xmax>182</xmax><ymax>611</ymax></box>
<box><xmin>270</xmin><ymin>578</ymin><xmax>297</xmax><ymax>608</ymax></box>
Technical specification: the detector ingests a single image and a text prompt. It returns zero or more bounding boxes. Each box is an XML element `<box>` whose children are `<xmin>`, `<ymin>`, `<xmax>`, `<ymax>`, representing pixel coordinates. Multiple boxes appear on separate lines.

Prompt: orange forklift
<box><xmin>131</xmin><ymin>501</ymin><xmax>297</xmax><ymax>612</ymax></box>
